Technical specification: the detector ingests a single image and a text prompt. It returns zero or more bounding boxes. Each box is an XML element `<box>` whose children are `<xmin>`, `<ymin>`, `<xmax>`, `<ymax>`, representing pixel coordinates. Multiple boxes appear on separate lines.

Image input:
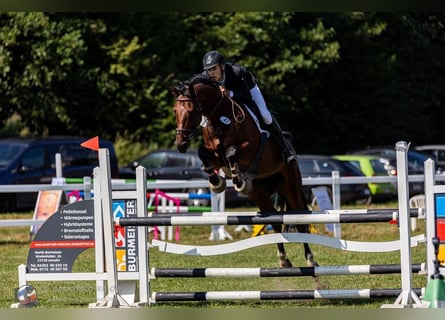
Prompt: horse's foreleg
<box><xmin>225</xmin><ymin>146</ymin><xmax>246</xmax><ymax>192</ymax></box>
<box><xmin>198</xmin><ymin>146</ymin><xmax>226</xmax><ymax>193</ymax></box>
<box><xmin>206</xmin><ymin>168</ymin><xmax>227</xmax><ymax>193</ymax></box>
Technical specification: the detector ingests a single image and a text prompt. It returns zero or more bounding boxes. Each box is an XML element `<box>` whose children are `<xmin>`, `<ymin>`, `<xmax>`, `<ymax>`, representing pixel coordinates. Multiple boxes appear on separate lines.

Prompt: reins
<box><xmin>226</xmin><ymin>95</ymin><xmax>246</xmax><ymax>123</ymax></box>
<box><xmin>197</xmin><ymin>83</ymin><xmax>246</xmax><ymax>124</ymax></box>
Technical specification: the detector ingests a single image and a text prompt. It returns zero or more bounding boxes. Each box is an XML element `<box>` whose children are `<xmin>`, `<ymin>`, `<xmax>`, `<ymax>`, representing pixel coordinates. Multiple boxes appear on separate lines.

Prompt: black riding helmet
<box><xmin>202</xmin><ymin>51</ymin><xmax>225</xmax><ymax>70</ymax></box>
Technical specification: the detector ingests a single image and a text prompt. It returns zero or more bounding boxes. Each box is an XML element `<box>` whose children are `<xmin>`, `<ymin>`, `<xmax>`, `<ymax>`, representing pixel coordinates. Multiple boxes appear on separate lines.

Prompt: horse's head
<box><xmin>171</xmin><ymin>81</ymin><xmax>202</xmax><ymax>153</ymax></box>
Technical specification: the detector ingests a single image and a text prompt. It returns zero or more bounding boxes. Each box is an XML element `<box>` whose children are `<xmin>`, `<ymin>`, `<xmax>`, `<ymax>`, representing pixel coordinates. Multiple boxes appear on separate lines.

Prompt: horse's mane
<box><xmin>189</xmin><ymin>73</ymin><xmax>215</xmax><ymax>87</ymax></box>
<box><xmin>172</xmin><ymin>74</ymin><xmax>217</xmax><ymax>99</ymax></box>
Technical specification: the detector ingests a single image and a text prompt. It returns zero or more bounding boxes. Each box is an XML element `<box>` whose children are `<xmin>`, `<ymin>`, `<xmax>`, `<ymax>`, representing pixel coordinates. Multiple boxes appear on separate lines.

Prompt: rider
<box><xmin>201</xmin><ymin>50</ymin><xmax>296</xmax><ymax>164</ymax></box>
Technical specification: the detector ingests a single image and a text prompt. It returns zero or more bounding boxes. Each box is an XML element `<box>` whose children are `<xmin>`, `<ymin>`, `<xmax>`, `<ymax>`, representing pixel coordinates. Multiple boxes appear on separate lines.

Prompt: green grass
<box><xmin>0</xmin><ymin>201</ymin><xmax>428</xmax><ymax>308</ymax></box>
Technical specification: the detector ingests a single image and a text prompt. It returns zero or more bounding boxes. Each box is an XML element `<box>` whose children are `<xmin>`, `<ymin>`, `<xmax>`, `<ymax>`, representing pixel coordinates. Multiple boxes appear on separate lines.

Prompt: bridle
<box><xmin>175</xmin><ymin>96</ymin><xmax>201</xmax><ymax>141</ymax></box>
<box><xmin>175</xmin><ymin>81</ymin><xmax>244</xmax><ymax>141</ymax></box>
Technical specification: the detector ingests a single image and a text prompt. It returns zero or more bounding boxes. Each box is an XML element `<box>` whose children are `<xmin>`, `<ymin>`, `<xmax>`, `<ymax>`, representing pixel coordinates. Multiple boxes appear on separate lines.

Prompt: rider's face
<box><xmin>206</xmin><ymin>64</ymin><xmax>224</xmax><ymax>82</ymax></box>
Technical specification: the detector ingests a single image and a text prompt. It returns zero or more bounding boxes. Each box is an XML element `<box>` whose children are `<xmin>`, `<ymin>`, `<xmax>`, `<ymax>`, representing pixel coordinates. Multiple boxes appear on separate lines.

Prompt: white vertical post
<box><xmin>331</xmin><ymin>170</ymin><xmax>341</xmax><ymax>238</ymax></box>
<box><xmin>158</xmin><ymin>197</ymin><xmax>167</xmax><ymax>240</ymax></box>
<box><xmin>210</xmin><ymin>191</ymin><xmax>221</xmax><ymax>240</ymax></box>
<box><xmin>384</xmin><ymin>141</ymin><xmax>422</xmax><ymax>307</ymax></box>
<box><xmin>83</xmin><ymin>176</ymin><xmax>92</xmax><ymax>200</ymax></box>
<box><xmin>92</xmin><ymin>148</ymin><xmax>129</xmax><ymax>307</ymax></box>
<box><xmin>55</xmin><ymin>153</ymin><xmax>62</xmax><ymax>178</ymax></box>
<box><xmin>209</xmin><ymin>190</ymin><xmax>232</xmax><ymax>241</ymax></box>
<box><xmin>167</xmin><ymin>200</ymin><xmax>174</xmax><ymax>241</ymax></box>
<box><xmin>93</xmin><ymin>167</ymin><xmax>105</xmax><ymax>301</ymax></box>
<box><xmin>425</xmin><ymin>159</ymin><xmax>436</xmax><ymax>279</ymax></box>
<box><xmin>135</xmin><ymin>166</ymin><xmax>149</xmax><ymax>305</ymax></box>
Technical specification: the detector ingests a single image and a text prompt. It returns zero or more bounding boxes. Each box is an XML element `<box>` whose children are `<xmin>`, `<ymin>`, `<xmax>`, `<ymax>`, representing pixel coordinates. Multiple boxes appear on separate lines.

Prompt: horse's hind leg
<box><xmin>270</xmin><ymin>195</ymin><xmax>292</xmax><ymax>267</ymax></box>
<box><xmin>298</xmin><ymin>225</ymin><xmax>318</xmax><ymax>268</ymax></box>
<box><xmin>273</xmin><ymin>225</ymin><xmax>293</xmax><ymax>268</ymax></box>
<box><xmin>252</xmin><ymin>190</ymin><xmax>292</xmax><ymax>268</ymax></box>
<box><xmin>281</xmin><ymin>162</ymin><xmax>318</xmax><ymax>268</ymax></box>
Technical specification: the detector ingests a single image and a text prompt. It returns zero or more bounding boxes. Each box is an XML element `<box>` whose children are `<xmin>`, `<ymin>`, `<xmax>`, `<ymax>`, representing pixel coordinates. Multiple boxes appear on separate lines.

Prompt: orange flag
<box><xmin>80</xmin><ymin>136</ymin><xmax>99</xmax><ymax>151</ymax></box>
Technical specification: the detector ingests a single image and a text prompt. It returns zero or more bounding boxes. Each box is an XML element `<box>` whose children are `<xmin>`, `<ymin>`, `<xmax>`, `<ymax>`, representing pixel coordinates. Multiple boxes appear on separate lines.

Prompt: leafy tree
<box><xmin>0</xmin><ymin>12</ymin><xmax>444</xmax><ymax>159</ymax></box>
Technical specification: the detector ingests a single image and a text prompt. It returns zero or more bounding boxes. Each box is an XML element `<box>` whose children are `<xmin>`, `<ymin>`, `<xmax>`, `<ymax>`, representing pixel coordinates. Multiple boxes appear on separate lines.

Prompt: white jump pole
<box><xmin>209</xmin><ymin>170</ymin><xmax>232</xmax><ymax>241</ymax></box>
<box><xmin>93</xmin><ymin>148</ymin><xmax>129</xmax><ymax>307</ymax></box>
<box><xmin>383</xmin><ymin>141</ymin><xmax>423</xmax><ymax>307</ymax></box>
<box><xmin>424</xmin><ymin>158</ymin><xmax>437</xmax><ymax>280</ymax></box>
<box><xmin>55</xmin><ymin>153</ymin><xmax>62</xmax><ymax>178</ymax></box>
<box><xmin>331</xmin><ymin>170</ymin><xmax>341</xmax><ymax>238</ymax></box>
<box><xmin>135</xmin><ymin>166</ymin><xmax>149</xmax><ymax>305</ymax></box>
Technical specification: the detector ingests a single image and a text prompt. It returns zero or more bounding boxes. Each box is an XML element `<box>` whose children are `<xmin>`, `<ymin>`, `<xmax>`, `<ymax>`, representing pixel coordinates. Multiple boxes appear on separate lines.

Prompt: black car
<box><xmin>297</xmin><ymin>154</ymin><xmax>372</xmax><ymax>205</ymax></box>
<box><xmin>119</xmin><ymin>149</ymin><xmax>250</xmax><ymax>207</ymax></box>
<box><xmin>0</xmin><ymin>136</ymin><xmax>119</xmax><ymax>212</ymax></box>
<box><xmin>414</xmin><ymin>144</ymin><xmax>445</xmax><ymax>172</ymax></box>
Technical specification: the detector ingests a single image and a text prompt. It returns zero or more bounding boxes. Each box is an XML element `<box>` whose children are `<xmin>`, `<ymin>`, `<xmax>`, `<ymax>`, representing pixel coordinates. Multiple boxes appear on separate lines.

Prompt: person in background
<box><xmin>201</xmin><ymin>50</ymin><xmax>296</xmax><ymax>164</ymax></box>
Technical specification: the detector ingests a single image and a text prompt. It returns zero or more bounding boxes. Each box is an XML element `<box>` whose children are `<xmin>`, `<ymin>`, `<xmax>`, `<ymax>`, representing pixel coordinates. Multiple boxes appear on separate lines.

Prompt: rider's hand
<box><xmin>219</xmin><ymin>86</ymin><xmax>229</xmax><ymax>97</ymax></box>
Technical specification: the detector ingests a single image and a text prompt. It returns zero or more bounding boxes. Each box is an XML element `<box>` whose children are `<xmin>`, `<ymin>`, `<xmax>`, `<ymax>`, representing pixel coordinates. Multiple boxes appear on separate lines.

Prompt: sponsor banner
<box><xmin>27</xmin><ymin>201</ymin><xmax>95</xmax><ymax>273</ymax></box>
<box><xmin>26</xmin><ymin>199</ymin><xmax>139</xmax><ymax>273</ymax></box>
<box><xmin>113</xmin><ymin>200</ymin><xmax>139</xmax><ymax>272</ymax></box>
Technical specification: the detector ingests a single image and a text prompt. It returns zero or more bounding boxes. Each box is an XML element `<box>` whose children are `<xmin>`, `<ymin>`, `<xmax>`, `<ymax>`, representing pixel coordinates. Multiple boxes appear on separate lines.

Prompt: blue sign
<box><xmin>435</xmin><ymin>194</ymin><xmax>445</xmax><ymax>218</ymax></box>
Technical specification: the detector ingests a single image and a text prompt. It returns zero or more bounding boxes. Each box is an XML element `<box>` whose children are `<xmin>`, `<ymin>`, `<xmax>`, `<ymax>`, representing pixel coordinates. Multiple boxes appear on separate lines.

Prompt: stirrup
<box><xmin>283</xmin><ymin>147</ymin><xmax>297</xmax><ymax>164</ymax></box>
<box><xmin>284</xmin><ymin>150</ymin><xmax>297</xmax><ymax>164</ymax></box>
<box><xmin>286</xmin><ymin>155</ymin><xmax>297</xmax><ymax>164</ymax></box>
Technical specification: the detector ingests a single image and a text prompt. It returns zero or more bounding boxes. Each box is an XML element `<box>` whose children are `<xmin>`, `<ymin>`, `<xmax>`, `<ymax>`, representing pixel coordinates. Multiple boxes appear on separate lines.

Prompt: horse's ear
<box><xmin>169</xmin><ymin>82</ymin><xmax>183</xmax><ymax>96</ymax></box>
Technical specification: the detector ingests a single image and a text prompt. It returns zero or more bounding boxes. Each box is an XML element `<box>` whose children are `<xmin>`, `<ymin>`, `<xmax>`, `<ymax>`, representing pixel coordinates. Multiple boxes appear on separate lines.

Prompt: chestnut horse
<box><xmin>172</xmin><ymin>74</ymin><xmax>317</xmax><ymax>268</ymax></box>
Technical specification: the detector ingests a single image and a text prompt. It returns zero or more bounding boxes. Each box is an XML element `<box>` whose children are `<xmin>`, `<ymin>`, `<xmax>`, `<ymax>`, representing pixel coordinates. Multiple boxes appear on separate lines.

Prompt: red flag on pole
<box><xmin>80</xmin><ymin>136</ymin><xmax>99</xmax><ymax>151</ymax></box>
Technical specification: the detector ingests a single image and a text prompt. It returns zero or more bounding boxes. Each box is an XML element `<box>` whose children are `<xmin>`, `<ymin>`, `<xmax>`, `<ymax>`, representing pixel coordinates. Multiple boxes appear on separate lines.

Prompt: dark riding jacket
<box><xmin>203</xmin><ymin>63</ymin><xmax>257</xmax><ymax>107</ymax></box>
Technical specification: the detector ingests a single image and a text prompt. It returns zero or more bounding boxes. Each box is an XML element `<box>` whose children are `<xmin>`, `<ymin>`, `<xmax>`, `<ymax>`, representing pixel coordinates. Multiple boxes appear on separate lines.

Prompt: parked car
<box><xmin>118</xmin><ymin>148</ymin><xmax>250</xmax><ymax>207</ymax></box>
<box><xmin>296</xmin><ymin>154</ymin><xmax>372</xmax><ymax>205</ymax></box>
<box><xmin>414</xmin><ymin>144</ymin><xmax>445</xmax><ymax>172</ymax></box>
<box><xmin>0</xmin><ymin>136</ymin><xmax>119</xmax><ymax>212</ymax></box>
<box><xmin>346</xmin><ymin>146</ymin><xmax>437</xmax><ymax>195</ymax></box>
<box><xmin>332</xmin><ymin>154</ymin><xmax>397</xmax><ymax>201</ymax></box>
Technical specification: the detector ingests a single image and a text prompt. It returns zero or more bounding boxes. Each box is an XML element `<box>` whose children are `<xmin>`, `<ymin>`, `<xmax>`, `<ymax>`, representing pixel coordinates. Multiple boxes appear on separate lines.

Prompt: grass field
<box><xmin>0</xmin><ymin>200</ymin><xmax>428</xmax><ymax>308</ymax></box>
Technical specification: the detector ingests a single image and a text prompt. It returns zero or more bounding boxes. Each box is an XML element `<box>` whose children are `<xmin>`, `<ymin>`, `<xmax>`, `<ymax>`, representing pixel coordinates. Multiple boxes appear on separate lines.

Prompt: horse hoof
<box><xmin>280</xmin><ymin>259</ymin><xmax>292</xmax><ymax>268</ymax></box>
<box><xmin>243</xmin><ymin>179</ymin><xmax>252</xmax><ymax>194</ymax></box>
<box><xmin>234</xmin><ymin>179</ymin><xmax>246</xmax><ymax>193</ymax></box>
<box><xmin>234</xmin><ymin>178</ymin><xmax>252</xmax><ymax>194</ymax></box>
<box><xmin>307</xmin><ymin>260</ymin><xmax>319</xmax><ymax>268</ymax></box>
<box><xmin>210</xmin><ymin>178</ymin><xmax>226</xmax><ymax>193</ymax></box>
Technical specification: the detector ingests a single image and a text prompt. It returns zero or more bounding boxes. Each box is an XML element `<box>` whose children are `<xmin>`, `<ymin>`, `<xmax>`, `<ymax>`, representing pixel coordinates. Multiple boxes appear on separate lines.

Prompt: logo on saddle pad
<box><xmin>219</xmin><ymin>116</ymin><xmax>231</xmax><ymax>125</ymax></box>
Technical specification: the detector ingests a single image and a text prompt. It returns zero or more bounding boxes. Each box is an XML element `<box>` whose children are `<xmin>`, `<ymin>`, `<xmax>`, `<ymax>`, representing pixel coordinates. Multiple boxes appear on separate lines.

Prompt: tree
<box><xmin>1</xmin><ymin>12</ymin><xmax>444</xmax><ymax>156</ymax></box>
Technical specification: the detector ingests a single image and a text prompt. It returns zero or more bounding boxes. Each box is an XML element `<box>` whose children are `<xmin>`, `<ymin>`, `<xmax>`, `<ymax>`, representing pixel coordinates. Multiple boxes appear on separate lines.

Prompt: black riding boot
<box><xmin>268</xmin><ymin>118</ymin><xmax>297</xmax><ymax>164</ymax></box>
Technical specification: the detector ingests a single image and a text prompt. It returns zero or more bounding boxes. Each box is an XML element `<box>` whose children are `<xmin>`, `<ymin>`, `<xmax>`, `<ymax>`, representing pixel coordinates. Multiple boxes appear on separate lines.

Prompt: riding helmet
<box><xmin>202</xmin><ymin>51</ymin><xmax>225</xmax><ymax>70</ymax></box>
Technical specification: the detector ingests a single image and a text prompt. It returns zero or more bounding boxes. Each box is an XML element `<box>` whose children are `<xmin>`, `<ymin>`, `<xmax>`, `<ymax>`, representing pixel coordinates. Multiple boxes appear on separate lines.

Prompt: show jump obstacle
<box><xmin>12</xmin><ymin>141</ymin><xmax>445</xmax><ymax>308</ymax></box>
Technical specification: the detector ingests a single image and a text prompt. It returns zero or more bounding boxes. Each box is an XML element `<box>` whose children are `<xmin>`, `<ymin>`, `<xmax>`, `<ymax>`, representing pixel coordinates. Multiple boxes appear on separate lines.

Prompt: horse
<box><xmin>171</xmin><ymin>74</ymin><xmax>318</xmax><ymax>268</ymax></box>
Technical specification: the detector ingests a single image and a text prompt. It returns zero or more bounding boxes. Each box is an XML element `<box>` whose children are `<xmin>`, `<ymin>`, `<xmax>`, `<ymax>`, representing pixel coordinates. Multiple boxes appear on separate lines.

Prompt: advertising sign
<box><xmin>113</xmin><ymin>200</ymin><xmax>138</xmax><ymax>272</ymax></box>
<box><xmin>27</xmin><ymin>199</ymin><xmax>139</xmax><ymax>273</ymax></box>
<box><xmin>27</xmin><ymin>200</ymin><xmax>95</xmax><ymax>273</ymax></box>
